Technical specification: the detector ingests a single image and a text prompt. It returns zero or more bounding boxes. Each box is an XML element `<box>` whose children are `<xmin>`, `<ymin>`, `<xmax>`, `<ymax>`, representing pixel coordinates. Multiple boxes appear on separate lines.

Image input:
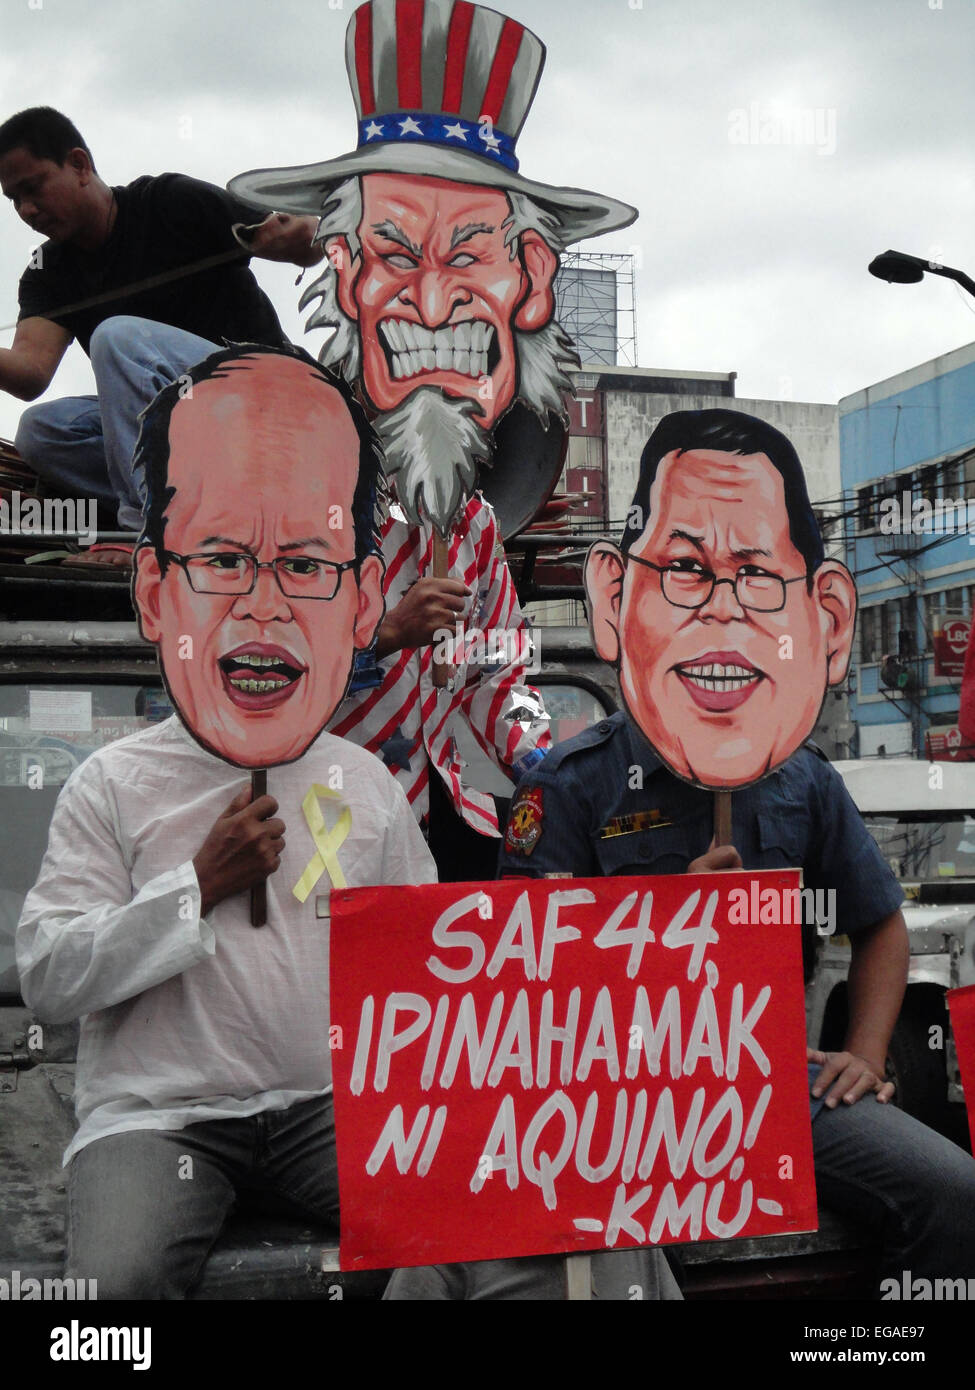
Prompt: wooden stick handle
<box><xmin>431</xmin><ymin>531</ymin><xmax>452</xmax><ymax>689</ymax></box>
<box><xmin>251</xmin><ymin>768</ymin><xmax>268</xmax><ymax>927</ymax></box>
<box><xmin>565</xmin><ymin>1252</ymin><xmax>592</xmax><ymax>1300</ymax></box>
<box><xmin>713</xmin><ymin>789</ymin><xmax>733</xmax><ymax>848</ymax></box>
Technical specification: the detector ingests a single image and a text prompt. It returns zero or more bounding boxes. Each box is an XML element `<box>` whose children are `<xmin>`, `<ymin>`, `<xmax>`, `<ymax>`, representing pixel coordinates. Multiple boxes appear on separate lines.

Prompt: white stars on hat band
<box><xmin>357</xmin><ymin>113</ymin><xmax>518</xmax><ymax>171</ymax></box>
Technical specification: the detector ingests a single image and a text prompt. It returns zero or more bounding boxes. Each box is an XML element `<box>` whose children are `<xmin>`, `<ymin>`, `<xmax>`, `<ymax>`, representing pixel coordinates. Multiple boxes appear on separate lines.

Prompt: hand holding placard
<box><xmin>192</xmin><ymin>780</ymin><xmax>284</xmax><ymax>920</ymax></box>
<box><xmin>330</xmin><ymin>872</ymin><xmax>817</xmax><ymax>1271</ymax></box>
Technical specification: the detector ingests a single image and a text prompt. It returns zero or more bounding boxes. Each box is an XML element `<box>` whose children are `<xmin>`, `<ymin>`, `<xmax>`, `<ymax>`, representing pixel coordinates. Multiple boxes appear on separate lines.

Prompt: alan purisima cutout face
<box><xmin>586</xmin><ymin>447</ymin><xmax>857</xmax><ymax>789</ymax></box>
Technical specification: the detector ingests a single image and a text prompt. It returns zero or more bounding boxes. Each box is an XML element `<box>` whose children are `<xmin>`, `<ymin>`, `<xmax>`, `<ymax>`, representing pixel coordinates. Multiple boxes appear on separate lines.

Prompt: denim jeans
<box><xmin>383</xmin><ymin>1246</ymin><xmax>683</xmax><ymax>1301</ymax></box>
<box><xmin>14</xmin><ymin>316</ymin><xmax>220</xmax><ymax>531</ymax></box>
<box><xmin>811</xmin><ymin>1090</ymin><xmax>975</xmax><ymax>1286</ymax></box>
<box><xmin>65</xmin><ymin>1096</ymin><xmax>339</xmax><ymax>1300</ymax></box>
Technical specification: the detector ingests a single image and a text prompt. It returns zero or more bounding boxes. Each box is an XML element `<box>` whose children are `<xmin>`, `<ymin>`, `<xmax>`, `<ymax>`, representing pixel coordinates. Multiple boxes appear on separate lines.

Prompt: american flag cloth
<box><xmin>328</xmin><ymin>494</ymin><xmax>550</xmax><ymax>835</ymax></box>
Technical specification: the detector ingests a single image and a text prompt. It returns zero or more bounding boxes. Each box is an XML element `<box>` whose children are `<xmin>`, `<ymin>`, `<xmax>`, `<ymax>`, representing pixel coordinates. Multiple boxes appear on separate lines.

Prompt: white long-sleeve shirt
<box><xmin>16</xmin><ymin>716</ymin><xmax>436</xmax><ymax>1163</ymax></box>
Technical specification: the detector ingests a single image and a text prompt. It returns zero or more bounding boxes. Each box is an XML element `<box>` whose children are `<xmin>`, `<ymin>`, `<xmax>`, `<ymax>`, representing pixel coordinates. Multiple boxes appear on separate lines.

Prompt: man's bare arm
<box><xmin>240</xmin><ymin>213</ymin><xmax>325</xmax><ymax>268</ymax></box>
<box><xmin>687</xmin><ymin>846</ymin><xmax>907</xmax><ymax>1108</ymax></box>
<box><xmin>0</xmin><ymin>316</ymin><xmax>70</xmax><ymax>400</ymax></box>
<box><xmin>810</xmin><ymin>908</ymin><xmax>908</xmax><ymax>1107</ymax></box>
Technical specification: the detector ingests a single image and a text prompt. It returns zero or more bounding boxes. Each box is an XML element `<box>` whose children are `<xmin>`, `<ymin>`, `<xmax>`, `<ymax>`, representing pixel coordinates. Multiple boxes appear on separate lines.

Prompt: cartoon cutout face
<box><xmin>330</xmin><ymin>172</ymin><xmax>557</xmax><ymax>433</ymax></box>
<box><xmin>585</xmin><ymin>410</ymin><xmax>858</xmax><ymax>790</ymax></box>
<box><xmin>133</xmin><ymin>348</ymin><xmax>385</xmax><ymax>770</ymax></box>
<box><xmin>228</xmin><ymin>0</ymin><xmax>637</xmax><ymax>536</ymax></box>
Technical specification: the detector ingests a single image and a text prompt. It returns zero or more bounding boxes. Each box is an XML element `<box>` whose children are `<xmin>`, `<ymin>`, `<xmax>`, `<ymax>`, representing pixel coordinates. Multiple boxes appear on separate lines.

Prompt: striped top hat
<box><xmin>229</xmin><ymin>0</ymin><xmax>637</xmax><ymax>244</ymax></box>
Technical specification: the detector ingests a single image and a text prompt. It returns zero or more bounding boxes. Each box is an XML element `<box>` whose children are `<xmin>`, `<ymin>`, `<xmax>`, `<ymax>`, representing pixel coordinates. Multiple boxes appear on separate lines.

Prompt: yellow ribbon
<box><xmin>292</xmin><ymin>785</ymin><xmax>352</xmax><ymax>903</ymax></box>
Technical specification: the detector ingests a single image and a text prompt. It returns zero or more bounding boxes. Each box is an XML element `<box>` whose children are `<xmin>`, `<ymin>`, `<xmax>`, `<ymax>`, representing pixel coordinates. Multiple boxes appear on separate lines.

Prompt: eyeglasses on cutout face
<box><xmin>624</xmin><ymin>554</ymin><xmax>806</xmax><ymax>613</ymax></box>
<box><xmin>161</xmin><ymin>551</ymin><xmax>359</xmax><ymax>601</ymax></box>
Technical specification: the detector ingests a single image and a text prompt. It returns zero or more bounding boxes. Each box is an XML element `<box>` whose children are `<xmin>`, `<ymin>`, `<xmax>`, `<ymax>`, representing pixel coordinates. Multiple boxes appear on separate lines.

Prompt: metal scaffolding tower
<box><xmin>554</xmin><ymin>252</ymin><xmax>638</xmax><ymax>367</ymax></box>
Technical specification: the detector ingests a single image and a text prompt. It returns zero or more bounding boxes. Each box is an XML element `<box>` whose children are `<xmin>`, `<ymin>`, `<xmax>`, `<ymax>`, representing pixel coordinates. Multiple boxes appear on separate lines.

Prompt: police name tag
<box><xmin>598</xmin><ymin>810</ymin><xmax>672</xmax><ymax>838</ymax></box>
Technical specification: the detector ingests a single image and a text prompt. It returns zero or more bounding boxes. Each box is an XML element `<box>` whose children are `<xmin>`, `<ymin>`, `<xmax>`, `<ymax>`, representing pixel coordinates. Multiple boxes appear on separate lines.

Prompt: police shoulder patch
<box><xmin>505</xmin><ymin>785</ymin><xmax>544</xmax><ymax>856</ymax></box>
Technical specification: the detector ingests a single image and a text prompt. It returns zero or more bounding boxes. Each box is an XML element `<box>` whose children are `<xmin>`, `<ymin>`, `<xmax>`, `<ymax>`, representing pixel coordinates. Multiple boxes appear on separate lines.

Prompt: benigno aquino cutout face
<box><xmin>585</xmin><ymin>410</ymin><xmax>857</xmax><ymax>790</ymax></box>
<box><xmin>133</xmin><ymin>348</ymin><xmax>386</xmax><ymax>769</ymax></box>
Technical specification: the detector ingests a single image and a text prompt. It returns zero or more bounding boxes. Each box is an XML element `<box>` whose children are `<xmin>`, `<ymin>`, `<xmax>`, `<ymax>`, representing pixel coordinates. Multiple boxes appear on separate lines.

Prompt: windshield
<box><xmin>0</xmin><ymin>682</ymin><xmax>173</xmax><ymax>999</ymax></box>
<box><xmin>862</xmin><ymin>812</ymin><xmax>975</xmax><ymax>882</ymax></box>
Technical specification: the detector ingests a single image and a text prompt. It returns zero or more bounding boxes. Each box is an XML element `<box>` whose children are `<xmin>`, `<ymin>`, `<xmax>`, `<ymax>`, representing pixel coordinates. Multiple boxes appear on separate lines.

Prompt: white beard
<box><xmin>366</xmin><ymin>320</ymin><xmax>577</xmax><ymax>534</ymax></box>
<box><xmin>374</xmin><ymin>388</ymin><xmax>489</xmax><ymax>536</ymax></box>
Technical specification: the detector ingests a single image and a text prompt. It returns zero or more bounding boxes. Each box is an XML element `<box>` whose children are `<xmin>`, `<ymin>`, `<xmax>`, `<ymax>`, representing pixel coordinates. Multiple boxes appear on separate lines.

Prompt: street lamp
<box><xmin>867</xmin><ymin>248</ymin><xmax>975</xmax><ymax>762</ymax></box>
<box><xmin>868</xmin><ymin>249</ymin><xmax>975</xmax><ymax>300</ymax></box>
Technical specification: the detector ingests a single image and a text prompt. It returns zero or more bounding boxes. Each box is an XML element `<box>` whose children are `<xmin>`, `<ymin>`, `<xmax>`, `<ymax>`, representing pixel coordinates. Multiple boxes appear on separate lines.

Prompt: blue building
<box><xmin>840</xmin><ymin>341</ymin><xmax>975</xmax><ymax>758</ymax></box>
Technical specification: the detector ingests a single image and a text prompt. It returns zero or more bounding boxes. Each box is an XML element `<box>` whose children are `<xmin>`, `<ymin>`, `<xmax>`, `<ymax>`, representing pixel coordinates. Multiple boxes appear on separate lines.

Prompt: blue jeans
<box><xmin>65</xmin><ymin>1096</ymin><xmax>339</xmax><ymax>1300</ymax></box>
<box><xmin>383</xmin><ymin>1247</ymin><xmax>683</xmax><ymax>1301</ymax></box>
<box><xmin>14</xmin><ymin>316</ymin><xmax>220</xmax><ymax>531</ymax></box>
<box><xmin>811</xmin><ymin>1091</ymin><xmax>975</xmax><ymax>1286</ymax></box>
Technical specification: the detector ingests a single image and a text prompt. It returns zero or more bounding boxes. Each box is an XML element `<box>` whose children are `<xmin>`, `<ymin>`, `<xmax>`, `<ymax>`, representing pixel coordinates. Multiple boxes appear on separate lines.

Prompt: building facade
<box><xmin>840</xmin><ymin>340</ymin><xmax>975</xmax><ymax>758</ymax></box>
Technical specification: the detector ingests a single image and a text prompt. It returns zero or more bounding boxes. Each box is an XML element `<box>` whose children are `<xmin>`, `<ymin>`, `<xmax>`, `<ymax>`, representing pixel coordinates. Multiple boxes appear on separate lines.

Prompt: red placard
<box><xmin>330</xmin><ymin>871</ymin><xmax>817</xmax><ymax>1271</ymax></box>
<box><xmin>947</xmin><ymin>984</ymin><xmax>975</xmax><ymax>1156</ymax></box>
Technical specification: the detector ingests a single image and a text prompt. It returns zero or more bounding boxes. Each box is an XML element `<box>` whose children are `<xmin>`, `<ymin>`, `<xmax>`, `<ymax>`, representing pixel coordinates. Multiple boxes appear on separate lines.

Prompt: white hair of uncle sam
<box><xmin>298</xmin><ymin>176</ymin><xmax>579</xmax><ymax>532</ymax></box>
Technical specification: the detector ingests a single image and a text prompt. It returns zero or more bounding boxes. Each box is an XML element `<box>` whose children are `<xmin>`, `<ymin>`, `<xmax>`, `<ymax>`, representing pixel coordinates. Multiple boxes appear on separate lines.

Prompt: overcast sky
<box><xmin>2</xmin><ymin>0</ymin><xmax>974</xmax><ymax>446</ymax></box>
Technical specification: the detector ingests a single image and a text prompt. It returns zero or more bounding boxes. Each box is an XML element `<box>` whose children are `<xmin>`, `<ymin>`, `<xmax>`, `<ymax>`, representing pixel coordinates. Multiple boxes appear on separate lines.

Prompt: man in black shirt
<box><xmin>0</xmin><ymin>107</ymin><xmax>322</xmax><ymax>538</ymax></box>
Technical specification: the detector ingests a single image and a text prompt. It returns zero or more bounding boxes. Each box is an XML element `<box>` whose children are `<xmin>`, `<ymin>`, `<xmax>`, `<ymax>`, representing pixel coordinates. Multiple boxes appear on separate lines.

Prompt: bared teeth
<box><xmin>679</xmin><ymin>662</ymin><xmax>761</xmax><ymax>692</ymax></box>
<box><xmin>229</xmin><ymin>676</ymin><xmax>292</xmax><ymax>693</ymax></box>
<box><xmin>687</xmin><ymin>677</ymin><xmax>749</xmax><ymax>691</ymax></box>
<box><xmin>221</xmin><ymin>650</ymin><xmax>302</xmax><ymax>697</ymax></box>
<box><xmin>234</xmin><ymin>654</ymin><xmax>289</xmax><ymax>669</ymax></box>
<box><xmin>682</xmin><ymin>663</ymin><xmax>755</xmax><ymax>679</ymax></box>
<box><xmin>380</xmin><ymin>319</ymin><xmax>494</xmax><ymax>379</ymax></box>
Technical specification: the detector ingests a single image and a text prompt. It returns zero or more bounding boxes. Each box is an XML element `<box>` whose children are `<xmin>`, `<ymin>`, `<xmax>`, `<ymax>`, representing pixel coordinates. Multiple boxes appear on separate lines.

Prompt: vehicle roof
<box><xmin>834</xmin><ymin>758</ymin><xmax>975</xmax><ymax>814</ymax></box>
